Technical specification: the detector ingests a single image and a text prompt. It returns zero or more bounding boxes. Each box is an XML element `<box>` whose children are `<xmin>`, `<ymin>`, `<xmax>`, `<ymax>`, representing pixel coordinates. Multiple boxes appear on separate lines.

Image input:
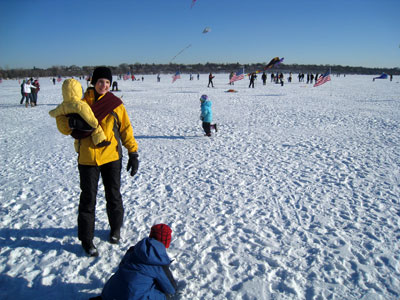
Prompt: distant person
<box><xmin>200</xmin><ymin>94</ymin><xmax>217</xmax><ymax>137</ymax></box>
<box><xmin>157</xmin><ymin>74</ymin><xmax>161</xmax><ymax>82</ymax></box>
<box><xmin>52</xmin><ymin>77</ymin><xmax>56</xmax><ymax>85</ymax></box>
<box><xmin>207</xmin><ymin>72</ymin><xmax>214</xmax><ymax>88</ymax></box>
<box><xmin>91</xmin><ymin>224</ymin><xmax>178</xmax><ymax>300</ymax></box>
<box><xmin>22</xmin><ymin>79</ymin><xmax>37</xmax><ymax>107</ymax></box>
<box><xmin>229</xmin><ymin>72</ymin><xmax>235</xmax><ymax>85</ymax></box>
<box><xmin>261</xmin><ymin>72</ymin><xmax>267</xmax><ymax>85</ymax></box>
<box><xmin>279</xmin><ymin>73</ymin><xmax>284</xmax><ymax>86</ymax></box>
<box><xmin>249</xmin><ymin>72</ymin><xmax>257</xmax><ymax>88</ymax></box>
<box><xmin>20</xmin><ymin>79</ymin><xmax>26</xmax><ymax>104</ymax></box>
<box><xmin>31</xmin><ymin>79</ymin><xmax>40</xmax><ymax>106</ymax></box>
<box><xmin>111</xmin><ymin>81</ymin><xmax>119</xmax><ymax>91</ymax></box>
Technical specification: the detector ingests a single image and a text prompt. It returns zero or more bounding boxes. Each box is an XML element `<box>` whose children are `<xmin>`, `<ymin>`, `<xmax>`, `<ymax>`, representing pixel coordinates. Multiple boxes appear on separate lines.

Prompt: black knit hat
<box><xmin>91</xmin><ymin>66</ymin><xmax>112</xmax><ymax>85</ymax></box>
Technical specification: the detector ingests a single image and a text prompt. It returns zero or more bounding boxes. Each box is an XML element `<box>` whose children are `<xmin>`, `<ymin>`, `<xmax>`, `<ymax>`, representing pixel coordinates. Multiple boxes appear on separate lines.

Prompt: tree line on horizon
<box><xmin>1</xmin><ymin>62</ymin><xmax>399</xmax><ymax>79</ymax></box>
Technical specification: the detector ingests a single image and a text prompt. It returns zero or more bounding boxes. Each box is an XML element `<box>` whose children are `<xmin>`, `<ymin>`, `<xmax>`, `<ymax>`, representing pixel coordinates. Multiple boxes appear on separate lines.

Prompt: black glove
<box><xmin>127</xmin><ymin>153</ymin><xmax>139</xmax><ymax>176</ymax></box>
<box><xmin>67</xmin><ymin>114</ymin><xmax>93</xmax><ymax>131</ymax></box>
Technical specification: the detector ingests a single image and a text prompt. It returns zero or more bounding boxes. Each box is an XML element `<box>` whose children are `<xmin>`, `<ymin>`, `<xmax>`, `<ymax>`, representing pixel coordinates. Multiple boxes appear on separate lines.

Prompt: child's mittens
<box><xmin>68</xmin><ymin>114</ymin><xmax>93</xmax><ymax>131</ymax></box>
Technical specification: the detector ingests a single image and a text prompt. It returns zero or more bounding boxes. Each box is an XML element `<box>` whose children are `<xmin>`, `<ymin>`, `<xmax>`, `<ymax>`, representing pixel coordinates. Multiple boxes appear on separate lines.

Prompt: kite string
<box><xmin>170</xmin><ymin>44</ymin><xmax>192</xmax><ymax>63</ymax></box>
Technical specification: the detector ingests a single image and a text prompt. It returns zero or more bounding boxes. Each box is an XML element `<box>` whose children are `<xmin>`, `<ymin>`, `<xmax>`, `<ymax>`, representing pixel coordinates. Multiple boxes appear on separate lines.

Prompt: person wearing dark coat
<box><xmin>261</xmin><ymin>72</ymin><xmax>267</xmax><ymax>85</ymax></box>
<box><xmin>207</xmin><ymin>72</ymin><xmax>214</xmax><ymax>87</ymax></box>
<box><xmin>92</xmin><ymin>224</ymin><xmax>178</xmax><ymax>300</ymax></box>
<box><xmin>249</xmin><ymin>73</ymin><xmax>257</xmax><ymax>88</ymax></box>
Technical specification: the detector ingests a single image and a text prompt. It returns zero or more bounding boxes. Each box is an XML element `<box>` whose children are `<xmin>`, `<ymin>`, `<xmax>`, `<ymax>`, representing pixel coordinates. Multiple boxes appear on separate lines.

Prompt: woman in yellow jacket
<box><xmin>55</xmin><ymin>67</ymin><xmax>138</xmax><ymax>257</ymax></box>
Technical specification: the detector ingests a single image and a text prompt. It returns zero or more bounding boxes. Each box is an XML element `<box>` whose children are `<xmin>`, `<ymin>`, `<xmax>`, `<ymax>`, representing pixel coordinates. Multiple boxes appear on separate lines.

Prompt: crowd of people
<box><xmin>11</xmin><ymin>67</ymin><xmax>397</xmax><ymax>299</ymax></box>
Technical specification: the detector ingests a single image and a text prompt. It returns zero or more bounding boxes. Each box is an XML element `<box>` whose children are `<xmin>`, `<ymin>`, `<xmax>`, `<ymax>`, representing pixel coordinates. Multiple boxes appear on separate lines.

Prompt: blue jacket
<box><xmin>200</xmin><ymin>100</ymin><xmax>212</xmax><ymax>123</ymax></box>
<box><xmin>101</xmin><ymin>238</ymin><xmax>177</xmax><ymax>300</ymax></box>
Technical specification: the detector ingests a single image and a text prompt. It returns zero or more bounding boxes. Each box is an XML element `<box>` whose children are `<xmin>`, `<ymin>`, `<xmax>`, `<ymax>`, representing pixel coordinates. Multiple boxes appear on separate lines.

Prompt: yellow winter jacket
<box><xmin>55</xmin><ymin>87</ymin><xmax>138</xmax><ymax>166</ymax></box>
<box><xmin>49</xmin><ymin>78</ymin><xmax>107</xmax><ymax>147</ymax></box>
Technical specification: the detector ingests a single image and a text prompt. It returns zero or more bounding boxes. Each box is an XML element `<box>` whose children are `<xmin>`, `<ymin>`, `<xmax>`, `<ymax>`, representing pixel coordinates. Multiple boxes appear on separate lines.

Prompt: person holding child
<box><xmin>54</xmin><ymin>67</ymin><xmax>139</xmax><ymax>257</ymax></box>
<box><xmin>90</xmin><ymin>224</ymin><xmax>178</xmax><ymax>300</ymax></box>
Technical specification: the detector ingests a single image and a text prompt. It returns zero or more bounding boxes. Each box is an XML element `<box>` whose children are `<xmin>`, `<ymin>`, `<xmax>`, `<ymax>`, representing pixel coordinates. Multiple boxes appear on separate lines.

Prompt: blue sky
<box><xmin>1</xmin><ymin>0</ymin><xmax>399</xmax><ymax>69</ymax></box>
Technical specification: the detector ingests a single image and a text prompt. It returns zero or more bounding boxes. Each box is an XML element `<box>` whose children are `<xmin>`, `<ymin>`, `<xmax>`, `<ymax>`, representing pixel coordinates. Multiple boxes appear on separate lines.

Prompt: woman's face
<box><xmin>95</xmin><ymin>78</ymin><xmax>110</xmax><ymax>95</ymax></box>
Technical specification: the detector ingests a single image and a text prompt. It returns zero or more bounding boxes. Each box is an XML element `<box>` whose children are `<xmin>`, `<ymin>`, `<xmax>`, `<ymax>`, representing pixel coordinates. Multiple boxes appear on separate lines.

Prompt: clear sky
<box><xmin>1</xmin><ymin>0</ymin><xmax>399</xmax><ymax>69</ymax></box>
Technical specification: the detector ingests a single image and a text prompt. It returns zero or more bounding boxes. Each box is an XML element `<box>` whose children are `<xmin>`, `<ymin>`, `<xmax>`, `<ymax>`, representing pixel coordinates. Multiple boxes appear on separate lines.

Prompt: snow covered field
<box><xmin>0</xmin><ymin>73</ymin><xmax>399</xmax><ymax>299</ymax></box>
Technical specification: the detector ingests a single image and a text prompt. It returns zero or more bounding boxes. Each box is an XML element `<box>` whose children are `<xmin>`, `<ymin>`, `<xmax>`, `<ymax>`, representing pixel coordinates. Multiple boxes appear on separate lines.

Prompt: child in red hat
<box><xmin>92</xmin><ymin>224</ymin><xmax>178</xmax><ymax>300</ymax></box>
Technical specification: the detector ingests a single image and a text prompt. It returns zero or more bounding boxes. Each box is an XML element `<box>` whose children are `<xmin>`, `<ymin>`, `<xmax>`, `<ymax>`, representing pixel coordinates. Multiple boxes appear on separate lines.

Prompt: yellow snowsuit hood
<box><xmin>49</xmin><ymin>79</ymin><xmax>107</xmax><ymax>146</ymax></box>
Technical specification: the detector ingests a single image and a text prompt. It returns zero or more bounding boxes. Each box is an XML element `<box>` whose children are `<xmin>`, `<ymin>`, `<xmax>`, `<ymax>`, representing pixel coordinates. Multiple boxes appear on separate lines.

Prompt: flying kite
<box><xmin>246</xmin><ymin>57</ymin><xmax>284</xmax><ymax>77</ymax></box>
<box><xmin>265</xmin><ymin>57</ymin><xmax>284</xmax><ymax>70</ymax></box>
<box><xmin>191</xmin><ymin>0</ymin><xmax>197</xmax><ymax>8</ymax></box>
<box><xmin>202</xmin><ymin>27</ymin><xmax>211</xmax><ymax>34</ymax></box>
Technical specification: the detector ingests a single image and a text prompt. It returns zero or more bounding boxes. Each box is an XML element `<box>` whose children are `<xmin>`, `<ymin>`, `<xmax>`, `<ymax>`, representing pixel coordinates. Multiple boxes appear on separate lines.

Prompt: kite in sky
<box><xmin>265</xmin><ymin>57</ymin><xmax>284</xmax><ymax>70</ymax></box>
<box><xmin>202</xmin><ymin>27</ymin><xmax>211</xmax><ymax>34</ymax></box>
<box><xmin>191</xmin><ymin>0</ymin><xmax>197</xmax><ymax>8</ymax></box>
<box><xmin>246</xmin><ymin>57</ymin><xmax>284</xmax><ymax>76</ymax></box>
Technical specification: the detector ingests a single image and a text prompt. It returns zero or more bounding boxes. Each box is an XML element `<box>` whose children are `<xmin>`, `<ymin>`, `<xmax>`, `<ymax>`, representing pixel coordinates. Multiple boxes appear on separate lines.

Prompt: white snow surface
<box><xmin>0</xmin><ymin>74</ymin><xmax>400</xmax><ymax>300</ymax></box>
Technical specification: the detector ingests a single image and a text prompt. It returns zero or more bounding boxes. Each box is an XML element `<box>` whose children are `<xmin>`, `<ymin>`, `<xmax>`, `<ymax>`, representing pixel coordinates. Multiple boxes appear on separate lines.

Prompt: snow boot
<box><xmin>82</xmin><ymin>241</ymin><xmax>99</xmax><ymax>257</ymax></box>
<box><xmin>109</xmin><ymin>229</ymin><xmax>120</xmax><ymax>244</ymax></box>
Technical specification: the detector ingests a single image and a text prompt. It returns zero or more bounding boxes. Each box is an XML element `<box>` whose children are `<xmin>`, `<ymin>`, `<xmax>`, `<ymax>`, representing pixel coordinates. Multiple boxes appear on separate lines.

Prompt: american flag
<box><xmin>172</xmin><ymin>71</ymin><xmax>181</xmax><ymax>83</ymax></box>
<box><xmin>230</xmin><ymin>68</ymin><xmax>245</xmax><ymax>83</ymax></box>
<box><xmin>314</xmin><ymin>69</ymin><xmax>331</xmax><ymax>87</ymax></box>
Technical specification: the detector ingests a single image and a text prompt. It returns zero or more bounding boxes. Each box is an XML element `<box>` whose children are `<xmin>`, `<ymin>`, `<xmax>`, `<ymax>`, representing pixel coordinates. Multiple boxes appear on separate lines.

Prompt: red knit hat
<box><xmin>149</xmin><ymin>224</ymin><xmax>172</xmax><ymax>248</ymax></box>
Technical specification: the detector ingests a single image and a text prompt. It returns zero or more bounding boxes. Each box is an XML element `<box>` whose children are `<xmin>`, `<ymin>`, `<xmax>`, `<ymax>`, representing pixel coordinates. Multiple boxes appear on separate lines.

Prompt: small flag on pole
<box><xmin>172</xmin><ymin>71</ymin><xmax>181</xmax><ymax>83</ymax></box>
<box><xmin>314</xmin><ymin>69</ymin><xmax>331</xmax><ymax>87</ymax></box>
<box><xmin>230</xmin><ymin>68</ymin><xmax>245</xmax><ymax>83</ymax></box>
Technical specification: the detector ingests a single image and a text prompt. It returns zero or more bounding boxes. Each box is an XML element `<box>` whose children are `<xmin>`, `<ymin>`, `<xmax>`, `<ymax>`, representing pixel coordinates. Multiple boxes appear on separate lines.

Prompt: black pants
<box><xmin>202</xmin><ymin>122</ymin><xmax>211</xmax><ymax>135</ymax></box>
<box><xmin>78</xmin><ymin>160</ymin><xmax>123</xmax><ymax>242</ymax></box>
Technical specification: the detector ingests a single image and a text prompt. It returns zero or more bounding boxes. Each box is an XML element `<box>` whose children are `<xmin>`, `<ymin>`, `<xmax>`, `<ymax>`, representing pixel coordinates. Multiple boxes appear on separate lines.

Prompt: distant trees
<box><xmin>0</xmin><ymin>63</ymin><xmax>399</xmax><ymax>79</ymax></box>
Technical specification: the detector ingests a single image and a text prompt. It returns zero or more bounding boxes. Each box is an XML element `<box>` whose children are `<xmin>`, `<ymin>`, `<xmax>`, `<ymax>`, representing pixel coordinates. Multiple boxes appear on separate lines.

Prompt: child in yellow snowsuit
<box><xmin>49</xmin><ymin>78</ymin><xmax>109</xmax><ymax>148</ymax></box>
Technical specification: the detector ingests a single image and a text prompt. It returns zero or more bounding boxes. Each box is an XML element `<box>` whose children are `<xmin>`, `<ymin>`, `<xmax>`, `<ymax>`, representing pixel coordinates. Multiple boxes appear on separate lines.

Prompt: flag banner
<box><xmin>172</xmin><ymin>71</ymin><xmax>181</xmax><ymax>83</ymax></box>
<box><xmin>230</xmin><ymin>69</ymin><xmax>245</xmax><ymax>83</ymax></box>
<box><xmin>314</xmin><ymin>70</ymin><xmax>331</xmax><ymax>87</ymax></box>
